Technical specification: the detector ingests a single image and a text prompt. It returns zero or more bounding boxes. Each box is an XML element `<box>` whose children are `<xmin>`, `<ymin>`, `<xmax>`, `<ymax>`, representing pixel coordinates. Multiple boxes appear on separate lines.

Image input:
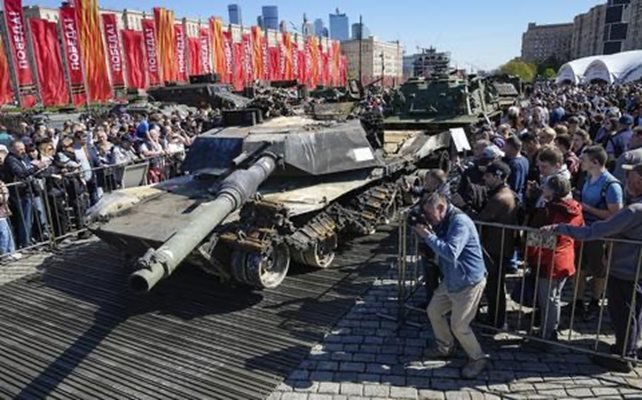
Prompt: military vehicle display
<box><xmin>89</xmin><ymin>116</ymin><xmax>452</xmax><ymax>294</ymax></box>
<box><xmin>148</xmin><ymin>81</ymin><xmax>251</xmax><ymax>109</ymax></box>
<box><xmin>383</xmin><ymin>74</ymin><xmax>504</xmax><ymax>131</ymax></box>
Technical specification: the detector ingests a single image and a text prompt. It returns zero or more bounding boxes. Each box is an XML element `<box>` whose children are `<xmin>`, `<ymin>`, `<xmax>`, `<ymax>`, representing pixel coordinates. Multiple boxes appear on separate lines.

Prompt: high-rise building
<box><xmin>322</xmin><ymin>27</ymin><xmax>329</xmax><ymax>38</ymax></box>
<box><xmin>341</xmin><ymin>37</ymin><xmax>404</xmax><ymax>86</ymax></box>
<box><xmin>571</xmin><ymin>4</ymin><xmax>606</xmax><ymax>59</ymax></box>
<box><xmin>257</xmin><ymin>16</ymin><xmax>264</xmax><ymax>29</ymax></box>
<box><xmin>228</xmin><ymin>4</ymin><xmax>242</xmax><ymax>25</ymax></box>
<box><xmin>351</xmin><ymin>22</ymin><xmax>370</xmax><ymax>40</ymax></box>
<box><xmin>314</xmin><ymin>18</ymin><xmax>325</xmax><ymax>37</ymax></box>
<box><xmin>262</xmin><ymin>5</ymin><xmax>279</xmax><ymax>31</ymax></box>
<box><xmin>521</xmin><ymin>22</ymin><xmax>573</xmax><ymax>63</ymax></box>
<box><xmin>406</xmin><ymin>47</ymin><xmax>451</xmax><ymax>78</ymax></box>
<box><xmin>302</xmin><ymin>14</ymin><xmax>314</xmax><ymax>36</ymax></box>
<box><xmin>279</xmin><ymin>20</ymin><xmax>288</xmax><ymax>33</ymax></box>
<box><xmin>603</xmin><ymin>0</ymin><xmax>631</xmax><ymax>54</ymax></box>
<box><xmin>329</xmin><ymin>8</ymin><xmax>349</xmax><ymax>41</ymax></box>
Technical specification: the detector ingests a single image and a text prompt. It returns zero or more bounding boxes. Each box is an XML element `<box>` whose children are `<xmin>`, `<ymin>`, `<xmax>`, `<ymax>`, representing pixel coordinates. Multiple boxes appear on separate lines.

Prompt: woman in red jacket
<box><xmin>526</xmin><ymin>176</ymin><xmax>584</xmax><ymax>341</ymax></box>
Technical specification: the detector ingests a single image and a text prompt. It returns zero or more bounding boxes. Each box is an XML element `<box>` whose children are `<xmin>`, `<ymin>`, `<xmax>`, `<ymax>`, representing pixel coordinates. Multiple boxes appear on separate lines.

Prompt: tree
<box><xmin>499</xmin><ymin>58</ymin><xmax>537</xmax><ymax>82</ymax></box>
<box><xmin>542</xmin><ymin>67</ymin><xmax>557</xmax><ymax>80</ymax></box>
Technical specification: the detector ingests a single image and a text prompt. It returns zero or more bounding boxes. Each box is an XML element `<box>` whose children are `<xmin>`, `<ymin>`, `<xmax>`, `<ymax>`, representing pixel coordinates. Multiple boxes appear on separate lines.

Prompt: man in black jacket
<box><xmin>3</xmin><ymin>140</ymin><xmax>48</xmax><ymax>248</ymax></box>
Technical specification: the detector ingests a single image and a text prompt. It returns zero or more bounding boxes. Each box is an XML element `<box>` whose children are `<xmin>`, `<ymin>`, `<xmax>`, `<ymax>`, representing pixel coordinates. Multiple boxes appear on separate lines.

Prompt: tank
<box><xmin>383</xmin><ymin>74</ymin><xmax>503</xmax><ymax>132</ymax></box>
<box><xmin>148</xmin><ymin>82</ymin><xmax>251</xmax><ymax>110</ymax></box>
<box><xmin>88</xmin><ymin>116</ymin><xmax>453</xmax><ymax>293</ymax></box>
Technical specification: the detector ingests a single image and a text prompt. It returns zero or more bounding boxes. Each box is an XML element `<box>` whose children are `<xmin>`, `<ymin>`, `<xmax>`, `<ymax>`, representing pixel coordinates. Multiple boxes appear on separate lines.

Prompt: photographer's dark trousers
<box><xmin>422</xmin><ymin>257</ymin><xmax>441</xmax><ymax>304</ymax></box>
<box><xmin>12</xmin><ymin>195</ymin><xmax>33</xmax><ymax>248</ymax></box>
<box><xmin>483</xmin><ymin>252</ymin><xmax>507</xmax><ymax>328</ymax></box>
<box><xmin>607</xmin><ymin>276</ymin><xmax>642</xmax><ymax>357</ymax></box>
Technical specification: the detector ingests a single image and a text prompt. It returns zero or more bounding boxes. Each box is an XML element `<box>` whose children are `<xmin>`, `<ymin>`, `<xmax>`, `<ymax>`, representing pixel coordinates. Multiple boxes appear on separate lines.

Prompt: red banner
<box><xmin>268</xmin><ymin>46</ymin><xmax>280</xmax><ymax>81</ymax></box>
<box><xmin>298</xmin><ymin>48</ymin><xmax>307</xmax><ymax>86</ymax></box>
<box><xmin>142</xmin><ymin>19</ymin><xmax>161</xmax><ymax>86</ymax></box>
<box><xmin>199</xmin><ymin>27</ymin><xmax>212</xmax><ymax>74</ymax></box>
<box><xmin>262</xmin><ymin>36</ymin><xmax>269</xmax><ymax>81</ymax></box>
<box><xmin>174</xmin><ymin>24</ymin><xmax>187</xmax><ymax>82</ymax></box>
<box><xmin>242</xmin><ymin>33</ymin><xmax>253</xmax><ymax>85</ymax></box>
<box><xmin>29</xmin><ymin>19</ymin><xmax>69</xmax><ymax>106</ymax></box>
<box><xmin>75</xmin><ymin>0</ymin><xmax>111</xmax><ymax>102</ymax></box>
<box><xmin>222</xmin><ymin>31</ymin><xmax>233</xmax><ymax>84</ymax></box>
<box><xmin>121</xmin><ymin>29</ymin><xmax>146</xmax><ymax>89</ymax></box>
<box><xmin>232</xmin><ymin>42</ymin><xmax>244</xmax><ymax>91</ymax></box>
<box><xmin>59</xmin><ymin>4</ymin><xmax>87</xmax><ymax>106</ymax></box>
<box><xmin>3</xmin><ymin>0</ymin><xmax>36</xmax><ymax>107</ymax></box>
<box><xmin>340</xmin><ymin>55</ymin><xmax>347</xmax><ymax>86</ymax></box>
<box><xmin>187</xmin><ymin>37</ymin><xmax>202</xmax><ymax>76</ymax></box>
<box><xmin>101</xmin><ymin>13</ymin><xmax>125</xmax><ymax>90</ymax></box>
<box><xmin>250</xmin><ymin>26</ymin><xmax>263</xmax><ymax>80</ymax></box>
<box><xmin>291</xmin><ymin>40</ymin><xmax>300</xmax><ymax>82</ymax></box>
<box><xmin>0</xmin><ymin>33</ymin><xmax>14</xmax><ymax>105</ymax></box>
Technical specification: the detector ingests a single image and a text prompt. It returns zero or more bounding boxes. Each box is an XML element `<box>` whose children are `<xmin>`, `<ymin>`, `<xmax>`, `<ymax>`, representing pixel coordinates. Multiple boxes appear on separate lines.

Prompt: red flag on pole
<box><xmin>121</xmin><ymin>29</ymin><xmax>146</xmax><ymax>89</ymax></box>
<box><xmin>0</xmin><ymin>31</ymin><xmax>15</xmax><ymax>105</ymax></box>
<box><xmin>59</xmin><ymin>4</ymin><xmax>87</xmax><ymax>106</ymax></box>
<box><xmin>269</xmin><ymin>46</ymin><xmax>280</xmax><ymax>81</ymax></box>
<box><xmin>199</xmin><ymin>27</ymin><xmax>212</xmax><ymax>74</ymax></box>
<box><xmin>101</xmin><ymin>13</ymin><xmax>125</xmax><ymax>92</ymax></box>
<box><xmin>242</xmin><ymin>33</ymin><xmax>253</xmax><ymax>85</ymax></box>
<box><xmin>222</xmin><ymin>30</ymin><xmax>233</xmax><ymax>84</ymax></box>
<box><xmin>232</xmin><ymin>41</ymin><xmax>244</xmax><ymax>91</ymax></box>
<box><xmin>187</xmin><ymin>37</ymin><xmax>202</xmax><ymax>77</ymax></box>
<box><xmin>174</xmin><ymin>24</ymin><xmax>188</xmax><ymax>82</ymax></box>
<box><xmin>29</xmin><ymin>18</ymin><xmax>69</xmax><ymax>106</ymax></box>
<box><xmin>3</xmin><ymin>0</ymin><xmax>36</xmax><ymax>107</ymax></box>
<box><xmin>142</xmin><ymin>19</ymin><xmax>161</xmax><ymax>86</ymax></box>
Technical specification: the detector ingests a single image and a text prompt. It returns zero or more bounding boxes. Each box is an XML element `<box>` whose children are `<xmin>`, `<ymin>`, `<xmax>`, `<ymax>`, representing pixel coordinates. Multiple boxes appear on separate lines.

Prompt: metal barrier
<box><xmin>0</xmin><ymin>151</ymin><xmax>185</xmax><ymax>257</ymax></box>
<box><xmin>396</xmin><ymin>207</ymin><xmax>642</xmax><ymax>364</ymax></box>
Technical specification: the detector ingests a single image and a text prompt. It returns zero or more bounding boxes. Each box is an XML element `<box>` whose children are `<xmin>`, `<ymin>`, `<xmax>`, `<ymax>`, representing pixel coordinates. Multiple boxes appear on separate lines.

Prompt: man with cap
<box><xmin>453</xmin><ymin>144</ymin><xmax>504</xmax><ymax>214</ymax></box>
<box><xmin>543</xmin><ymin>161</ymin><xmax>642</xmax><ymax>372</ymax></box>
<box><xmin>614</xmin><ymin>126</ymin><xmax>642</xmax><ymax>183</ymax></box>
<box><xmin>472</xmin><ymin>160</ymin><xmax>518</xmax><ymax>330</ymax></box>
<box><xmin>606</xmin><ymin>114</ymin><xmax>634</xmax><ymax>163</ymax></box>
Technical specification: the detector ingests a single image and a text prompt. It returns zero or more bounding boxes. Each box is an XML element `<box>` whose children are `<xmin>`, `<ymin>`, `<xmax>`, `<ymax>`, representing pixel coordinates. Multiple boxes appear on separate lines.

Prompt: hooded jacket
<box><xmin>527</xmin><ymin>197</ymin><xmax>584</xmax><ymax>280</ymax></box>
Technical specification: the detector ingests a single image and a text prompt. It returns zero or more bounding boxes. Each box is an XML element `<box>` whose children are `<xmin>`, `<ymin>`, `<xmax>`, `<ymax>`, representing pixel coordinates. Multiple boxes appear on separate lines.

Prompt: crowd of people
<box><xmin>411</xmin><ymin>82</ymin><xmax>642</xmax><ymax>378</ymax></box>
<box><xmin>0</xmin><ymin>107</ymin><xmax>214</xmax><ymax>258</ymax></box>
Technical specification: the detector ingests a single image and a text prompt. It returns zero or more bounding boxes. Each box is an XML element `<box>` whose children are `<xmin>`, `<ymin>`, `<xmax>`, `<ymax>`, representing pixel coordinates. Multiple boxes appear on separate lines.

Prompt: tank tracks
<box><xmin>216</xmin><ymin>181</ymin><xmax>401</xmax><ymax>288</ymax></box>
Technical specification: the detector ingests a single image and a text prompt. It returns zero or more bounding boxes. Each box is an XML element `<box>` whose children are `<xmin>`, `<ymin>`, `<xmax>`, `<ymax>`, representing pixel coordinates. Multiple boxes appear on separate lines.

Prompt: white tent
<box><xmin>556</xmin><ymin>55</ymin><xmax>602</xmax><ymax>84</ymax></box>
<box><xmin>582</xmin><ymin>50</ymin><xmax>642</xmax><ymax>84</ymax></box>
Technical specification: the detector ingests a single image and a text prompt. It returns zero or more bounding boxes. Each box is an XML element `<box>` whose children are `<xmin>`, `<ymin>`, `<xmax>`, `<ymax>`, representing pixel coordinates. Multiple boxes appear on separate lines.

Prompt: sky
<box><xmin>22</xmin><ymin>0</ymin><xmax>605</xmax><ymax>71</ymax></box>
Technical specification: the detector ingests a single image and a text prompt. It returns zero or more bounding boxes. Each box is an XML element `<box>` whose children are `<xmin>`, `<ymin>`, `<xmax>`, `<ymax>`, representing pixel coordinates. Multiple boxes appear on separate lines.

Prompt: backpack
<box><xmin>597</xmin><ymin>179</ymin><xmax>623</xmax><ymax>209</ymax></box>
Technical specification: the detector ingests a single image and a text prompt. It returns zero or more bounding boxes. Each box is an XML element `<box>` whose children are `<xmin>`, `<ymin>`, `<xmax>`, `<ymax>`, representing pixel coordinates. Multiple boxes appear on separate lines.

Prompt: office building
<box><xmin>228</xmin><ymin>4</ymin><xmax>242</xmax><ymax>25</ymax></box>
<box><xmin>521</xmin><ymin>22</ymin><xmax>573</xmax><ymax>63</ymax></box>
<box><xmin>341</xmin><ymin>37</ymin><xmax>403</xmax><ymax>86</ymax></box>
<box><xmin>262</xmin><ymin>5</ymin><xmax>279</xmax><ymax>31</ymax></box>
<box><xmin>329</xmin><ymin>8</ymin><xmax>349</xmax><ymax>41</ymax></box>
<box><xmin>351</xmin><ymin>22</ymin><xmax>370</xmax><ymax>40</ymax></box>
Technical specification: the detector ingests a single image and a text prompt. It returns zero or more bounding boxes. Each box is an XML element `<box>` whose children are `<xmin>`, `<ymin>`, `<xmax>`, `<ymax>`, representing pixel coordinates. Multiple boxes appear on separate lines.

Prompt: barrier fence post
<box><xmin>594</xmin><ymin>241</ymin><xmax>614</xmax><ymax>352</ymax></box>
<box><xmin>621</xmin><ymin>249</ymin><xmax>642</xmax><ymax>358</ymax></box>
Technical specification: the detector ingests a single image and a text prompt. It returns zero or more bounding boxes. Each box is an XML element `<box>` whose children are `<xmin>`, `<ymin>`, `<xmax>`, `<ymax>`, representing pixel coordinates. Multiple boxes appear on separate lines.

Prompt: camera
<box><xmin>407</xmin><ymin>205</ymin><xmax>427</xmax><ymax>227</ymax></box>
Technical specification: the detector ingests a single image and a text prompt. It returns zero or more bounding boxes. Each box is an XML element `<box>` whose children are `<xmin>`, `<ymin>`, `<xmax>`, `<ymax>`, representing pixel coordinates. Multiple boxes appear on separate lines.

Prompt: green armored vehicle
<box><xmin>384</xmin><ymin>74</ymin><xmax>503</xmax><ymax>132</ymax></box>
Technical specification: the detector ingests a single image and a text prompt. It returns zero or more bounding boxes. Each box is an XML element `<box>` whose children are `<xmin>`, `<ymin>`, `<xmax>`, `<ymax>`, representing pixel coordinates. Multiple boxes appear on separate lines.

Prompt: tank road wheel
<box><xmin>382</xmin><ymin>193</ymin><xmax>399</xmax><ymax>225</ymax></box>
<box><xmin>298</xmin><ymin>234</ymin><xmax>337</xmax><ymax>269</ymax></box>
<box><xmin>231</xmin><ymin>241</ymin><xmax>290</xmax><ymax>289</ymax></box>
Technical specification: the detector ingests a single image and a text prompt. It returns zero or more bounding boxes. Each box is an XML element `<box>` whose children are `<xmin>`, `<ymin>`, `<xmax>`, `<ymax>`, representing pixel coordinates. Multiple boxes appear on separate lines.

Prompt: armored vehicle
<box><xmin>384</xmin><ymin>74</ymin><xmax>503</xmax><ymax>132</ymax></box>
<box><xmin>148</xmin><ymin>82</ymin><xmax>250</xmax><ymax>110</ymax></box>
<box><xmin>89</xmin><ymin>116</ymin><xmax>452</xmax><ymax>293</ymax></box>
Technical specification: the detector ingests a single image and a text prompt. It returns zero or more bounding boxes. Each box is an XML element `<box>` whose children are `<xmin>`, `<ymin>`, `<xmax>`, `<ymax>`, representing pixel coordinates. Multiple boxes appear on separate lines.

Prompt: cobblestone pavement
<box><xmin>268</xmin><ymin>269</ymin><xmax>642</xmax><ymax>400</ymax></box>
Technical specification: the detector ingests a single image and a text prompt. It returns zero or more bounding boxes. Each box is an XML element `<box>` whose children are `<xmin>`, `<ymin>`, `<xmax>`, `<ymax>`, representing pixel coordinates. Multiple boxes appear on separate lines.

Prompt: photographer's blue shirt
<box><xmin>424</xmin><ymin>205</ymin><xmax>486</xmax><ymax>293</ymax></box>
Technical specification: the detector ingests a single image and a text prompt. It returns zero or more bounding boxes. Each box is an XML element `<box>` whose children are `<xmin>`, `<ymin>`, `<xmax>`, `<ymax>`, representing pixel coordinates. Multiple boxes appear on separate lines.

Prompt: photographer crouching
<box><xmin>412</xmin><ymin>191</ymin><xmax>489</xmax><ymax>379</ymax></box>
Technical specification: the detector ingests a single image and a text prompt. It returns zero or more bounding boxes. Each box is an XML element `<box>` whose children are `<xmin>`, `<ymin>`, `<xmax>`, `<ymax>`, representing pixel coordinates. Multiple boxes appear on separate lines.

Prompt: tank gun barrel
<box><xmin>129</xmin><ymin>154</ymin><xmax>277</xmax><ymax>294</ymax></box>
